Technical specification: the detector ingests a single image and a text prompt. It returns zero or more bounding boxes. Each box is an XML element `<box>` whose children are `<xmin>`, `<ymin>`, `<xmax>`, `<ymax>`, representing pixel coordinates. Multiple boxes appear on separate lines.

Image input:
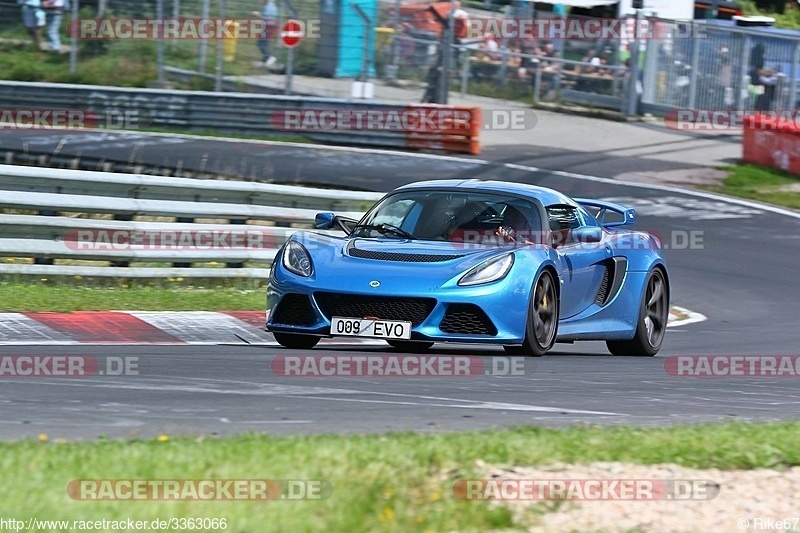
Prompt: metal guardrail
<box><xmin>0</xmin><ymin>81</ymin><xmax>481</xmax><ymax>154</ymax></box>
<box><xmin>0</xmin><ymin>165</ymin><xmax>383</xmax><ymax>278</ymax></box>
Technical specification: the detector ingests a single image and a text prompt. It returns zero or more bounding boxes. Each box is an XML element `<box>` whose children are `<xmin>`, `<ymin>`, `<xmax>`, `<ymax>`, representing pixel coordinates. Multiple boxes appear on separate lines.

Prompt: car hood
<box><xmin>294</xmin><ymin>233</ymin><xmax>524</xmax><ymax>293</ymax></box>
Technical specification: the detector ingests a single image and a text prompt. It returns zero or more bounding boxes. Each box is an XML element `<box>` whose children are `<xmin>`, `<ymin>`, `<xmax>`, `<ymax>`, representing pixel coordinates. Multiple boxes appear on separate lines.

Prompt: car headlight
<box><xmin>282</xmin><ymin>241</ymin><xmax>313</xmax><ymax>277</ymax></box>
<box><xmin>458</xmin><ymin>254</ymin><xmax>514</xmax><ymax>286</ymax></box>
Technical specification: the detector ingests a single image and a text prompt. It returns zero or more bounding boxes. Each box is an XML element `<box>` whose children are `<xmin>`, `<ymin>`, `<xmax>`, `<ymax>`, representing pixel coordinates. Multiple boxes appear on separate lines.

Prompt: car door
<box><xmin>549</xmin><ymin>205</ymin><xmax>610</xmax><ymax>319</ymax></box>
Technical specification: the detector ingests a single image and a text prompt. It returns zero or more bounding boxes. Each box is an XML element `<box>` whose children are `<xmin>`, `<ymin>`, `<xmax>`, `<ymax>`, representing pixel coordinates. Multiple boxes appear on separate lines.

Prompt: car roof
<box><xmin>395</xmin><ymin>179</ymin><xmax>576</xmax><ymax>207</ymax></box>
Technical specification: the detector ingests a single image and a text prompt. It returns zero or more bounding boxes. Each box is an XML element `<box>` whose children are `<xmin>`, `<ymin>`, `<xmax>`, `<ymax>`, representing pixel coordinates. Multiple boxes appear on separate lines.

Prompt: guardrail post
<box><xmin>34</xmin><ymin>210</ymin><xmax>57</xmax><ymax>266</ymax></box>
<box><xmin>172</xmin><ymin>216</ymin><xmax>194</xmax><ymax>268</ymax></box>
<box><xmin>225</xmin><ymin>219</ymin><xmax>247</xmax><ymax>269</ymax></box>
<box><xmin>109</xmin><ymin>214</ymin><xmax>133</xmax><ymax>267</ymax></box>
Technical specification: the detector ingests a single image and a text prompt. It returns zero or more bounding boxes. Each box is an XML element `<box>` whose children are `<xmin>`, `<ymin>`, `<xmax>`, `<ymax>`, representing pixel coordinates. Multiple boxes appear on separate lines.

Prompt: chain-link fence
<box><xmin>642</xmin><ymin>19</ymin><xmax>800</xmax><ymax>113</ymax></box>
<box><xmin>3</xmin><ymin>0</ymin><xmax>800</xmax><ymax>114</ymax></box>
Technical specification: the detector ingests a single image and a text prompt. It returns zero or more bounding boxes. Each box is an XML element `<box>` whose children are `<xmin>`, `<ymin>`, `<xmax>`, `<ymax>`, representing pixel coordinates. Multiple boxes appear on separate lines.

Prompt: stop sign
<box><xmin>280</xmin><ymin>20</ymin><xmax>303</xmax><ymax>48</ymax></box>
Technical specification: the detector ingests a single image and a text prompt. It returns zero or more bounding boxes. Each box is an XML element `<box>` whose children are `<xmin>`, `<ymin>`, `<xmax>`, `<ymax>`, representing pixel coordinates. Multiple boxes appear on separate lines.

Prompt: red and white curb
<box><xmin>0</xmin><ymin>307</ymin><xmax>705</xmax><ymax>345</ymax></box>
<box><xmin>667</xmin><ymin>306</ymin><xmax>708</xmax><ymax>328</ymax></box>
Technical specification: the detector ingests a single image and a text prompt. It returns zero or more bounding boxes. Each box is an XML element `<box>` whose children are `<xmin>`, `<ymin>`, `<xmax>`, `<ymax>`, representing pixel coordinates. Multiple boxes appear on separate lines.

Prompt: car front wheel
<box><xmin>607</xmin><ymin>267</ymin><xmax>669</xmax><ymax>357</ymax></box>
<box><xmin>511</xmin><ymin>270</ymin><xmax>558</xmax><ymax>357</ymax></box>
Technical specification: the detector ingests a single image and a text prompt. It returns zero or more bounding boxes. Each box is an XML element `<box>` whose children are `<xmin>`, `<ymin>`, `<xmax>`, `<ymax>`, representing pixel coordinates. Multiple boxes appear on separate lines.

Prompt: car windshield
<box><xmin>353</xmin><ymin>190</ymin><xmax>543</xmax><ymax>243</ymax></box>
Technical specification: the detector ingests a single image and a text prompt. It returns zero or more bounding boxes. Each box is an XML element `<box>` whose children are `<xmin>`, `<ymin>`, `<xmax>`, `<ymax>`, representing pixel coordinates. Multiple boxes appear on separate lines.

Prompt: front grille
<box><xmin>272</xmin><ymin>294</ymin><xmax>317</xmax><ymax>326</ymax></box>
<box><xmin>439</xmin><ymin>304</ymin><xmax>497</xmax><ymax>336</ymax></box>
<box><xmin>349</xmin><ymin>247</ymin><xmax>465</xmax><ymax>263</ymax></box>
<box><xmin>594</xmin><ymin>266</ymin><xmax>610</xmax><ymax>306</ymax></box>
<box><xmin>315</xmin><ymin>292</ymin><xmax>436</xmax><ymax>326</ymax></box>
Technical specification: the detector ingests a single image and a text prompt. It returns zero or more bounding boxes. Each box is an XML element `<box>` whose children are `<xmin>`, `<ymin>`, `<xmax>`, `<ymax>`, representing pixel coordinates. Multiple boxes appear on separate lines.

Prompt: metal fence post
<box><xmin>498</xmin><ymin>49</ymin><xmax>508</xmax><ymax>86</ymax></box>
<box><xmin>351</xmin><ymin>3</ymin><xmax>372</xmax><ymax>84</ymax></box>
<box><xmin>625</xmin><ymin>10</ymin><xmax>643</xmax><ymax>117</ymax></box>
<box><xmin>790</xmin><ymin>43</ymin><xmax>799</xmax><ymax>110</ymax></box>
<box><xmin>439</xmin><ymin>8</ymin><xmax>454</xmax><ymax>104</ymax></box>
<box><xmin>156</xmin><ymin>0</ymin><xmax>165</xmax><ymax>84</ymax></box>
<box><xmin>283</xmin><ymin>0</ymin><xmax>299</xmax><ymax>96</ymax></box>
<box><xmin>641</xmin><ymin>21</ymin><xmax>660</xmax><ymax>105</ymax></box>
<box><xmin>198</xmin><ymin>0</ymin><xmax>210</xmax><ymax>72</ymax></box>
<box><xmin>387</xmin><ymin>0</ymin><xmax>400</xmax><ymax>80</ymax></box>
<box><xmin>69</xmin><ymin>0</ymin><xmax>78</xmax><ymax>75</ymax></box>
<box><xmin>735</xmin><ymin>34</ymin><xmax>752</xmax><ymax>111</ymax></box>
<box><xmin>688</xmin><ymin>27</ymin><xmax>701</xmax><ymax>110</ymax></box>
<box><xmin>460</xmin><ymin>46</ymin><xmax>470</xmax><ymax>97</ymax></box>
<box><xmin>214</xmin><ymin>0</ymin><xmax>225</xmax><ymax>92</ymax></box>
<box><xmin>169</xmin><ymin>0</ymin><xmax>180</xmax><ymax>51</ymax></box>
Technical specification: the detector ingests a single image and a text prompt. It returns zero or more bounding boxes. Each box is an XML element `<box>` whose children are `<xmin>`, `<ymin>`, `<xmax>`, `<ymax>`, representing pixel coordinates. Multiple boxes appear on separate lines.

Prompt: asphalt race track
<box><xmin>1</xmin><ymin>130</ymin><xmax>799</xmax><ymax>439</ymax></box>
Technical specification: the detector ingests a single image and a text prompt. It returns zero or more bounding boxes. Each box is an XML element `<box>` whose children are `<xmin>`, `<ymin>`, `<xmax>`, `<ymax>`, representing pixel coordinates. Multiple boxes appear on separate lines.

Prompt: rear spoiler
<box><xmin>575</xmin><ymin>199</ymin><xmax>636</xmax><ymax>228</ymax></box>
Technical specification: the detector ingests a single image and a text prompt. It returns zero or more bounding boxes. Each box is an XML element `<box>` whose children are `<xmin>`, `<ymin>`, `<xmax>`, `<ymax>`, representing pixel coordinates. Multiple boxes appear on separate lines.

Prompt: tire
<box><xmin>606</xmin><ymin>267</ymin><xmax>669</xmax><ymax>357</ymax></box>
<box><xmin>386</xmin><ymin>340</ymin><xmax>434</xmax><ymax>352</ymax></box>
<box><xmin>273</xmin><ymin>332</ymin><xmax>320</xmax><ymax>349</ymax></box>
<box><xmin>517</xmin><ymin>270</ymin><xmax>559</xmax><ymax>357</ymax></box>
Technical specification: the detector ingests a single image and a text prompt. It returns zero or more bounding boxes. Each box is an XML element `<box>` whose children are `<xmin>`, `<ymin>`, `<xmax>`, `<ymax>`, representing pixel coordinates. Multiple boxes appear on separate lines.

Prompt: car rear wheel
<box><xmin>514</xmin><ymin>270</ymin><xmax>558</xmax><ymax>357</ymax></box>
<box><xmin>273</xmin><ymin>332</ymin><xmax>320</xmax><ymax>349</ymax></box>
<box><xmin>386</xmin><ymin>340</ymin><xmax>434</xmax><ymax>352</ymax></box>
<box><xmin>606</xmin><ymin>267</ymin><xmax>668</xmax><ymax>357</ymax></box>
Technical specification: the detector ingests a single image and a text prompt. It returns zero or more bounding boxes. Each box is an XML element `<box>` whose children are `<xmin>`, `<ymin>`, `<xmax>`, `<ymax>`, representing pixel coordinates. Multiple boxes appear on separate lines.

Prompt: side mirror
<box><xmin>572</xmin><ymin>226</ymin><xmax>603</xmax><ymax>244</ymax></box>
<box><xmin>315</xmin><ymin>212</ymin><xmax>335</xmax><ymax>230</ymax></box>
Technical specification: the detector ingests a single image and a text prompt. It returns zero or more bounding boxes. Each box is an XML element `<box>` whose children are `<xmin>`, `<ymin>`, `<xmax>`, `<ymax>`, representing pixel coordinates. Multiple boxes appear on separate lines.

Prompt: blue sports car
<box><xmin>266</xmin><ymin>180</ymin><xmax>669</xmax><ymax>356</ymax></box>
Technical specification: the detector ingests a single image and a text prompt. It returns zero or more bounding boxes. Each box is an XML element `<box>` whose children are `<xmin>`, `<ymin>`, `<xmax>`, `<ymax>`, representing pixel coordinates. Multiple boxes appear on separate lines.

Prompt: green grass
<box><xmin>3</xmin><ymin>422</ymin><xmax>798</xmax><ymax>531</ymax></box>
<box><xmin>708</xmin><ymin>163</ymin><xmax>800</xmax><ymax>210</ymax></box>
<box><xmin>0</xmin><ymin>280</ymin><xmax>265</xmax><ymax>312</ymax></box>
<box><xmin>740</xmin><ymin>0</ymin><xmax>800</xmax><ymax>29</ymax></box>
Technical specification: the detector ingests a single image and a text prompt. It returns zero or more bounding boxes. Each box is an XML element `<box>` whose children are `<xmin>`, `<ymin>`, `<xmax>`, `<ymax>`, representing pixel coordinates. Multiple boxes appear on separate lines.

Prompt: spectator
<box><xmin>756</xmin><ymin>65</ymin><xmax>780</xmax><ymax>111</ymax></box>
<box><xmin>507</xmin><ymin>41</ymin><xmax>523</xmax><ymax>72</ymax></box>
<box><xmin>19</xmin><ymin>0</ymin><xmax>45</xmax><ymax>49</ymax></box>
<box><xmin>483</xmin><ymin>33</ymin><xmax>500</xmax><ymax>61</ymax></box>
<box><xmin>41</xmin><ymin>0</ymin><xmax>67</xmax><ymax>52</ymax></box>
<box><xmin>451</xmin><ymin>0</ymin><xmax>469</xmax><ymax>43</ymax></box>
<box><xmin>256</xmin><ymin>0</ymin><xmax>278</xmax><ymax>68</ymax></box>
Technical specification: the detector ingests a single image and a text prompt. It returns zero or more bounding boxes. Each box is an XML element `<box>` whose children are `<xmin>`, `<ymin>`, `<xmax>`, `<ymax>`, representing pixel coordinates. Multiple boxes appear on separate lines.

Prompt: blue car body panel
<box><xmin>266</xmin><ymin>180</ymin><xmax>668</xmax><ymax>345</ymax></box>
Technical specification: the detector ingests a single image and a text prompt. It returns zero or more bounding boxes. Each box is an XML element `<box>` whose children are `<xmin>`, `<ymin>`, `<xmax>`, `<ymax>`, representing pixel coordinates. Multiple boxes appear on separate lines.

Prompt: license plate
<box><xmin>330</xmin><ymin>317</ymin><xmax>411</xmax><ymax>340</ymax></box>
